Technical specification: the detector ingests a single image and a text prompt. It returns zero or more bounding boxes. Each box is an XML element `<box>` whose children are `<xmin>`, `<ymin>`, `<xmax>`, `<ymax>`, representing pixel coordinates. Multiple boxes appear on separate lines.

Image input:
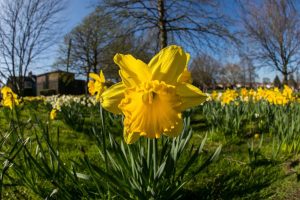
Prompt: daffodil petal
<box><xmin>177</xmin><ymin>83</ymin><xmax>207</xmax><ymax>111</ymax></box>
<box><xmin>177</xmin><ymin>68</ymin><xmax>192</xmax><ymax>83</ymax></box>
<box><xmin>1</xmin><ymin>86</ymin><xmax>14</xmax><ymax>98</ymax></box>
<box><xmin>1</xmin><ymin>86</ymin><xmax>19</xmax><ymax>109</ymax></box>
<box><xmin>101</xmin><ymin>82</ymin><xmax>125</xmax><ymax>114</ymax></box>
<box><xmin>177</xmin><ymin>53</ymin><xmax>192</xmax><ymax>83</ymax></box>
<box><xmin>114</xmin><ymin>54</ymin><xmax>151</xmax><ymax>87</ymax></box>
<box><xmin>149</xmin><ymin>45</ymin><xmax>188</xmax><ymax>84</ymax></box>
<box><xmin>119</xmin><ymin>70</ymin><xmax>132</xmax><ymax>87</ymax></box>
<box><xmin>50</xmin><ymin>109</ymin><xmax>57</xmax><ymax>120</ymax></box>
<box><xmin>186</xmin><ymin>53</ymin><xmax>190</xmax><ymax>64</ymax></box>
<box><xmin>99</xmin><ymin>70</ymin><xmax>105</xmax><ymax>82</ymax></box>
<box><xmin>89</xmin><ymin>73</ymin><xmax>100</xmax><ymax>81</ymax></box>
<box><xmin>123</xmin><ymin>128</ymin><xmax>140</xmax><ymax>144</ymax></box>
<box><xmin>88</xmin><ymin>80</ymin><xmax>96</xmax><ymax>95</ymax></box>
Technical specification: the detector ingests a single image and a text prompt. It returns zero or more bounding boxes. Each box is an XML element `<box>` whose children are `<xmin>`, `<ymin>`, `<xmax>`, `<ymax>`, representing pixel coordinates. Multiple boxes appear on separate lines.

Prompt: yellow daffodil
<box><xmin>248</xmin><ymin>89</ymin><xmax>256</xmax><ymax>100</ymax></box>
<box><xmin>101</xmin><ymin>45</ymin><xmax>207</xmax><ymax>144</ymax></box>
<box><xmin>210</xmin><ymin>91</ymin><xmax>219</xmax><ymax>101</ymax></box>
<box><xmin>282</xmin><ymin>85</ymin><xmax>293</xmax><ymax>100</ymax></box>
<box><xmin>221</xmin><ymin>89</ymin><xmax>238</xmax><ymax>105</ymax></box>
<box><xmin>210</xmin><ymin>85</ymin><xmax>297</xmax><ymax>105</ymax></box>
<box><xmin>88</xmin><ymin>70</ymin><xmax>106</xmax><ymax>101</ymax></box>
<box><xmin>177</xmin><ymin>54</ymin><xmax>192</xmax><ymax>83</ymax></box>
<box><xmin>50</xmin><ymin>109</ymin><xmax>57</xmax><ymax>120</ymax></box>
<box><xmin>240</xmin><ymin>88</ymin><xmax>248</xmax><ymax>101</ymax></box>
<box><xmin>1</xmin><ymin>86</ymin><xmax>19</xmax><ymax>109</ymax></box>
<box><xmin>240</xmin><ymin>88</ymin><xmax>248</xmax><ymax>97</ymax></box>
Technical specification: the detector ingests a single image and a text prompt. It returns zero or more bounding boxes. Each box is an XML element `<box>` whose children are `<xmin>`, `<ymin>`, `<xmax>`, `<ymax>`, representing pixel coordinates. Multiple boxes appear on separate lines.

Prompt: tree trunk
<box><xmin>158</xmin><ymin>0</ymin><xmax>167</xmax><ymax>49</ymax></box>
<box><xmin>85</xmin><ymin>51</ymin><xmax>91</xmax><ymax>96</ymax></box>
<box><xmin>249</xmin><ymin>69</ymin><xmax>253</xmax><ymax>88</ymax></box>
<box><xmin>86</xmin><ymin>68</ymin><xmax>90</xmax><ymax>96</ymax></box>
<box><xmin>283</xmin><ymin>73</ymin><xmax>288</xmax><ymax>85</ymax></box>
<box><xmin>283</xmin><ymin>64</ymin><xmax>288</xmax><ymax>85</ymax></box>
<box><xmin>66</xmin><ymin>39</ymin><xmax>72</xmax><ymax>72</ymax></box>
<box><xmin>19</xmin><ymin>76</ymin><xmax>24</xmax><ymax>96</ymax></box>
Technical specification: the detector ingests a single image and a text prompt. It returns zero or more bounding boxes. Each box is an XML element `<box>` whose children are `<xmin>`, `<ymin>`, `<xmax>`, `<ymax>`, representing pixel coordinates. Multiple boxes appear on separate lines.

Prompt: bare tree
<box><xmin>239</xmin><ymin>0</ymin><xmax>300</xmax><ymax>84</ymax></box>
<box><xmin>239</xmin><ymin>55</ymin><xmax>257</xmax><ymax>87</ymax></box>
<box><xmin>55</xmin><ymin>8</ymin><xmax>153</xmax><ymax>93</ymax></box>
<box><xmin>219</xmin><ymin>63</ymin><xmax>244</xmax><ymax>86</ymax></box>
<box><xmin>60</xmin><ymin>8</ymin><xmax>114</xmax><ymax>93</ymax></box>
<box><xmin>101</xmin><ymin>0</ymin><xmax>235</xmax><ymax>50</ymax></box>
<box><xmin>190</xmin><ymin>54</ymin><xmax>222</xmax><ymax>90</ymax></box>
<box><xmin>99</xmin><ymin>33</ymin><xmax>155</xmax><ymax>81</ymax></box>
<box><xmin>0</xmin><ymin>0</ymin><xmax>65</xmax><ymax>95</ymax></box>
<box><xmin>53</xmin><ymin>37</ymin><xmax>72</xmax><ymax>72</ymax></box>
<box><xmin>296</xmin><ymin>69</ymin><xmax>300</xmax><ymax>87</ymax></box>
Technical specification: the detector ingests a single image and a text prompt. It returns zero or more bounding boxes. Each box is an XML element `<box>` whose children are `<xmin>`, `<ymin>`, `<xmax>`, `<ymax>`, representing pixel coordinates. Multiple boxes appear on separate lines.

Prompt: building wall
<box><xmin>36</xmin><ymin>75</ymin><xmax>45</xmax><ymax>95</ymax></box>
<box><xmin>36</xmin><ymin>72</ymin><xmax>83</xmax><ymax>96</ymax></box>
<box><xmin>49</xmin><ymin>73</ymin><xmax>59</xmax><ymax>91</ymax></box>
<box><xmin>36</xmin><ymin>73</ymin><xmax>59</xmax><ymax>95</ymax></box>
<box><xmin>58</xmin><ymin>73</ymin><xmax>74</xmax><ymax>94</ymax></box>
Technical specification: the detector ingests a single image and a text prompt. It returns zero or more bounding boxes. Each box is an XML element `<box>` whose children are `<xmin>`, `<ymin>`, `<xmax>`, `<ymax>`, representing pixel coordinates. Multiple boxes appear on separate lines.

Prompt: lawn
<box><xmin>1</xmin><ymin>97</ymin><xmax>300</xmax><ymax>199</ymax></box>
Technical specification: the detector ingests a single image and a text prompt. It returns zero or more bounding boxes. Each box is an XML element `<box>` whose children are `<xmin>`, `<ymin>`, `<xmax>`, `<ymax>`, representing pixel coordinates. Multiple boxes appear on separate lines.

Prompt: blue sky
<box><xmin>35</xmin><ymin>0</ymin><xmax>278</xmax><ymax>82</ymax></box>
<box><xmin>34</xmin><ymin>0</ymin><xmax>97</xmax><ymax>74</ymax></box>
<box><xmin>63</xmin><ymin>0</ymin><xmax>97</xmax><ymax>32</ymax></box>
<box><xmin>220</xmin><ymin>0</ymin><xmax>278</xmax><ymax>82</ymax></box>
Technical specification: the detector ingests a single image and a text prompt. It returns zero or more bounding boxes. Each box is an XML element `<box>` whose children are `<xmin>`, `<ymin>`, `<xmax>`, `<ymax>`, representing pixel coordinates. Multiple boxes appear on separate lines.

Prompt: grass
<box><xmin>1</xmin><ymin>102</ymin><xmax>300</xmax><ymax>199</ymax></box>
<box><xmin>1</xmin><ymin>104</ymin><xmax>100</xmax><ymax>199</ymax></box>
<box><xmin>187</xmin><ymin>109</ymin><xmax>300</xmax><ymax>200</ymax></box>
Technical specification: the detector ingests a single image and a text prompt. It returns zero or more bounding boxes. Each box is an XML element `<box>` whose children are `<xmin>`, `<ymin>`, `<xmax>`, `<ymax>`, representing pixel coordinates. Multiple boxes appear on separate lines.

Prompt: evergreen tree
<box><xmin>273</xmin><ymin>75</ymin><xmax>282</xmax><ymax>88</ymax></box>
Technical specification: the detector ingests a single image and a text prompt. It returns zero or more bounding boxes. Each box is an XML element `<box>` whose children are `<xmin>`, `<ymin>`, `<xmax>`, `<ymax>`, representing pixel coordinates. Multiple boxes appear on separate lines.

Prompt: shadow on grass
<box><xmin>190</xmin><ymin>114</ymin><xmax>211</xmax><ymax>132</ymax></box>
<box><xmin>182</xmin><ymin>160</ymin><xmax>282</xmax><ymax>200</ymax></box>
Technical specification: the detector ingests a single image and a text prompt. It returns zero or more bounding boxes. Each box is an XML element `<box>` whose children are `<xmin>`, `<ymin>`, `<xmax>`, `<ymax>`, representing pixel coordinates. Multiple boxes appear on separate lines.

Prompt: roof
<box><xmin>7</xmin><ymin>76</ymin><xmax>36</xmax><ymax>82</ymax></box>
<box><xmin>36</xmin><ymin>70</ymin><xmax>74</xmax><ymax>77</ymax></box>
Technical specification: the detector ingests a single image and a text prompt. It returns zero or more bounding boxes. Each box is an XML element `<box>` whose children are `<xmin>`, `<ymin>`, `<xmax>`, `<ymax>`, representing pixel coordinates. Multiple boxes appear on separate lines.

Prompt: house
<box><xmin>36</xmin><ymin>70</ymin><xmax>85</xmax><ymax>96</ymax></box>
<box><xmin>6</xmin><ymin>72</ymin><xmax>37</xmax><ymax>96</ymax></box>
